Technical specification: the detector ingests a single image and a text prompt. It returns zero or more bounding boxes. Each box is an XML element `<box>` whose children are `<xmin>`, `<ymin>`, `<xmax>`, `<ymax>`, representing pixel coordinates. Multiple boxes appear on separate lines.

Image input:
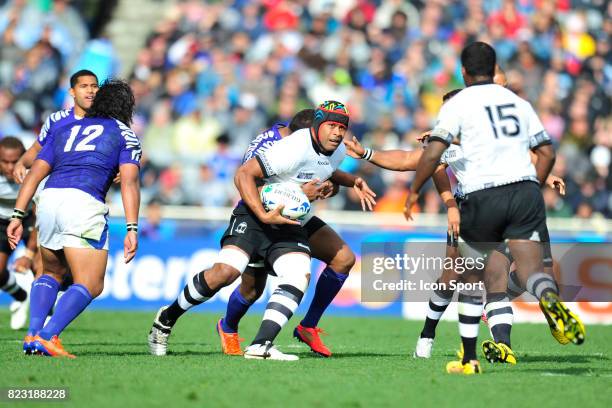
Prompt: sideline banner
<box><xmin>1</xmin><ymin>218</ymin><xmax>610</xmax><ymax>323</ymax></box>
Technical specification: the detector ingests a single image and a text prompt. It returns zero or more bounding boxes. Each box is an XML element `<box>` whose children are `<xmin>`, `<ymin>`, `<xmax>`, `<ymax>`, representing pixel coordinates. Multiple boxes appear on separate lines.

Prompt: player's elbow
<box><xmin>234</xmin><ymin>165</ymin><xmax>247</xmax><ymax>189</ymax></box>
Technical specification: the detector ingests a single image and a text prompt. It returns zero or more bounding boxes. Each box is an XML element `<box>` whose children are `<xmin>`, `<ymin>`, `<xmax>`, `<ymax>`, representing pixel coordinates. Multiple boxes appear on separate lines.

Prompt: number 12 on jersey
<box><xmin>484</xmin><ymin>103</ymin><xmax>520</xmax><ymax>138</ymax></box>
<box><xmin>64</xmin><ymin>125</ymin><xmax>104</xmax><ymax>152</ymax></box>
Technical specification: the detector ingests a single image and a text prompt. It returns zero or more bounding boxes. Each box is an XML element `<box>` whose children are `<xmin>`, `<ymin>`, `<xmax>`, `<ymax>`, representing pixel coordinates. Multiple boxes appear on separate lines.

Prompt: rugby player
<box><xmin>347</xmin><ymin>75</ymin><xmax>569</xmax><ymax>367</ymax></box>
<box><xmin>344</xmin><ymin>94</ymin><xmax>487</xmax><ymax>366</ymax></box>
<box><xmin>11</xmin><ymin>70</ymin><xmax>99</xmax><ymax>352</ymax></box>
<box><xmin>216</xmin><ymin>109</ymin><xmax>369</xmax><ymax>358</ymax></box>
<box><xmin>7</xmin><ymin>79</ymin><xmax>141</xmax><ymax>358</ymax></box>
<box><xmin>0</xmin><ymin>137</ymin><xmax>36</xmax><ymax>330</ymax></box>
<box><xmin>410</xmin><ymin>42</ymin><xmax>585</xmax><ymax>374</ymax></box>
<box><xmin>148</xmin><ymin>101</ymin><xmax>375</xmax><ymax>360</ymax></box>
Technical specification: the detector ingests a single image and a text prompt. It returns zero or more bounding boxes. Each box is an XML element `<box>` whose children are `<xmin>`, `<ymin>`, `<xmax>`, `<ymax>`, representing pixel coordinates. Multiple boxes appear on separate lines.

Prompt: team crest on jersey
<box><xmin>235</xmin><ymin>222</ymin><xmax>247</xmax><ymax>234</ymax></box>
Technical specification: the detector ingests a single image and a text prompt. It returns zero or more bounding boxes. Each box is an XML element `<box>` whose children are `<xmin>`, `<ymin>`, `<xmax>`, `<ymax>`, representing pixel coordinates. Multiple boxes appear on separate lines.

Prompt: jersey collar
<box><xmin>468</xmin><ymin>79</ymin><xmax>494</xmax><ymax>87</ymax></box>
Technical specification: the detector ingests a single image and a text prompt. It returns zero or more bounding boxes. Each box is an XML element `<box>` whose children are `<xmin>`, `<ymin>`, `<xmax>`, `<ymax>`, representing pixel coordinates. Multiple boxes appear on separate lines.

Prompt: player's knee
<box><xmin>239</xmin><ymin>284</ymin><xmax>261</xmax><ymax>303</ymax></box>
<box><xmin>272</xmin><ymin>253</ymin><xmax>310</xmax><ymax>292</ymax></box>
<box><xmin>209</xmin><ymin>264</ymin><xmax>240</xmax><ymax>288</ymax></box>
<box><xmin>329</xmin><ymin>247</ymin><xmax>355</xmax><ymax>274</ymax></box>
<box><xmin>88</xmin><ymin>282</ymin><xmax>104</xmax><ymax>298</ymax></box>
<box><xmin>238</xmin><ymin>274</ymin><xmax>263</xmax><ymax>303</ymax></box>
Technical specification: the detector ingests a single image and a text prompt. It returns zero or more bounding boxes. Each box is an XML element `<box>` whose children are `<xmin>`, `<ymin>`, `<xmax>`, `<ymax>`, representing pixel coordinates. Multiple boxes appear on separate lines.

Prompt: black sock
<box><xmin>160</xmin><ymin>300</ymin><xmax>183</xmax><ymax>327</ymax></box>
<box><xmin>420</xmin><ymin>286</ymin><xmax>453</xmax><ymax>339</ymax></box>
<box><xmin>252</xmin><ymin>320</ymin><xmax>282</xmax><ymax>346</ymax></box>
<box><xmin>0</xmin><ymin>269</ymin><xmax>27</xmax><ymax>302</ymax></box>
<box><xmin>526</xmin><ymin>272</ymin><xmax>559</xmax><ymax>300</ymax></box>
<box><xmin>160</xmin><ymin>271</ymin><xmax>217</xmax><ymax>326</ymax></box>
<box><xmin>251</xmin><ymin>284</ymin><xmax>304</xmax><ymax>345</ymax></box>
<box><xmin>485</xmin><ymin>292</ymin><xmax>513</xmax><ymax>347</ymax></box>
<box><xmin>461</xmin><ymin>337</ymin><xmax>477</xmax><ymax>364</ymax></box>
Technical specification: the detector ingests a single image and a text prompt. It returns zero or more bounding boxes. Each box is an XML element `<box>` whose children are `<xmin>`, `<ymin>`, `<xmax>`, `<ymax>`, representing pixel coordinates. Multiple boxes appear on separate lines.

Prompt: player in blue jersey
<box><xmin>7</xmin><ymin>79</ymin><xmax>142</xmax><ymax>358</ymax></box>
<box><xmin>13</xmin><ymin>70</ymin><xmax>99</xmax><ymax>183</ymax></box>
<box><xmin>10</xmin><ymin>70</ymin><xmax>99</xmax><ymax>350</ymax></box>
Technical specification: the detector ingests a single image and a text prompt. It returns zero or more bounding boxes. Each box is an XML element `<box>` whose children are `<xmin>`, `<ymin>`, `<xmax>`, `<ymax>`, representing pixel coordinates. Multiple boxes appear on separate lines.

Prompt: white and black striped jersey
<box><xmin>255</xmin><ymin>128</ymin><xmax>345</xmax><ymax>186</ymax></box>
<box><xmin>430</xmin><ymin>82</ymin><xmax>551</xmax><ymax>195</ymax></box>
<box><xmin>0</xmin><ymin>175</ymin><xmax>21</xmax><ymax>220</ymax></box>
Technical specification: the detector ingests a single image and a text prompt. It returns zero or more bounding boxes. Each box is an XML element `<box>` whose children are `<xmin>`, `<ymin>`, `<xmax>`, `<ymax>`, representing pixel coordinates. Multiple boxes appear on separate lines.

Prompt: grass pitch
<box><xmin>1</xmin><ymin>310</ymin><xmax>611</xmax><ymax>408</ymax></box>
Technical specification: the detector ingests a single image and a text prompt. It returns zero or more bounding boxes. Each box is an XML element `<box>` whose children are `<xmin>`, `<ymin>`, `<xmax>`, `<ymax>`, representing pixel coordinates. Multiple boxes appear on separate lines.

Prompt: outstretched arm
<box><xmin>330</xmin><ymin>170</ymin><xmax>377</xmax><ymax>211</ymax></box>
<box><xmin>344</xmin><ymin>136</ymin><xmax>423</xmax><ymax>171</ymax></box>
<box><xmin>411</xmin><ymin>140</ymin><xmax>448</xmax><ymax>196</ymax></box>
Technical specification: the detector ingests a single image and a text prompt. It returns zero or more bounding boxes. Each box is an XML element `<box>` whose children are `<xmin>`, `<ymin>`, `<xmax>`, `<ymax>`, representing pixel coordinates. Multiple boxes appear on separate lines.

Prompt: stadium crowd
<box><xmin>0</xmin><ymin>0</ymin><xmax>610</xmax><ymax>218</ymax></box>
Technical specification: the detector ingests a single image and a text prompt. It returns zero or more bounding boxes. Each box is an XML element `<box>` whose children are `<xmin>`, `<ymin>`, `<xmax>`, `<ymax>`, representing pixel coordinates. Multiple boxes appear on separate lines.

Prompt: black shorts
<box><xmin>460</xmin><ymin>181</ymin><xmax>547</xmax><ymax>246</ymax></box>
<box><xmin>0</xmin><ymin>214</ymin><xmax>34</xmax><ymax>255</ymax></box>
<box><xmin>242</xmin><ymin>215</ymin><xmax>328</xmax><ymax>276</ymax></box>
<box><xmin>303</xmin><ymin>215</ymin><xmax>327</xmax><ymax>237</ymax></box>
<box><xmin>220</xmin><ymin>203</ymin><xmax>310</xmax><ymax>267</ymax></box>
<box><xmin>495</xmin><ymin>224</ymin><xmax>552</xmax><ymax>267</ymax></box>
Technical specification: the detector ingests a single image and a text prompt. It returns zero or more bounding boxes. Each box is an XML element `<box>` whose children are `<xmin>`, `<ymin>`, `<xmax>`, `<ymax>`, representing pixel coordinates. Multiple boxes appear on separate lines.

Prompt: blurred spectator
<box><xmin>140</xmin><ymin>198</ymin><xmax>175</xmax><ymax>240</ymax></box>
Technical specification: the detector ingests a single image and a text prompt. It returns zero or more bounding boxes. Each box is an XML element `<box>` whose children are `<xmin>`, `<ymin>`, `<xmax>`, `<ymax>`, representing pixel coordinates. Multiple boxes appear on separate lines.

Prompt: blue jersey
<box><xmin>37</xmin><ymin>117</ymin><xmax>142</xmax><ymax>202</ymax></box>
<box><xmin>242</xmin><ymin>123</ymin><xmax>286</xmax><ymax>164</ymax></box>
<box><xmin>38</xmin><ymin>108</ymin><xmax>80</xmax><ymax>147</ymax></box>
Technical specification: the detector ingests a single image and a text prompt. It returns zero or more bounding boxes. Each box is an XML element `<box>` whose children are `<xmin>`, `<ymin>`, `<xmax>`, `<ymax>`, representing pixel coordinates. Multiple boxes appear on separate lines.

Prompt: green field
<box><xmin>1</xmin><ymin>310</ymin><xmax>611</xmax><ymax>408</ymax></box>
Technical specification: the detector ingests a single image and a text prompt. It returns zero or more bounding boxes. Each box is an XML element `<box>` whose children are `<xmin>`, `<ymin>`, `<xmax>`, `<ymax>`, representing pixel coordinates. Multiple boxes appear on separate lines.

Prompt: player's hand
<box><xmin>260</xmin><ymin>205</ymin><xmax>300</xmax><ymax>225</ymax></box>
<box><xmin>353</xmin><ymin>177</ymin><xmax>376</xmax><ymax>211</ymax></box>
<box><xmin>546</xmin><ymin>174</ymin><xmax>565</xmax><ymax>196</ymax></box>
<box><xmin>403</xmin><ymin>191</ymin><xmax>418</xmax><ymax>221</ymax></box>
<box><xmin>319</xmin><ymin>180</ymin><xmax>338</xmax><ymax>200</ymax></box>
<box><xmin>13</xmin><ymin>256</ymin><xmax>33</xmax><ymax>273</ymax></box>
<box><xmin>113</xmin><ymin>172</ymin><xmax>121</xmax><ymax>184</ymax></box>
<box><xmin>344</xmin><ymin>136</ymin><xmax>365</xmax><ymax>159</ymax></box>
<box><xmin>7</xmin><ymin>220</ymin><xmax>23</xmax><ymax>250</ymax></box>
<box><xmin>13</xmin><ymin>160</ymin><xmax>27</xmax><ymax>184</ymax></box>
<box><xmin>301</xmin><ymin>179</ymin><xmax>324</xmax><ymax>201</ymax></box>
<box><xmin>447</xmin><ymin>206</ymin><xmax>460</xmax><ymax>241</ymax></box>
<box><xmin>416</xmin><ymin>130</ymin><xmax>431</xmax><ymax>144</ymax></box>
<box><xmin>124</xmin><ymin>231</ymin><xmax>138</xmax><ymax>264</ymax></box>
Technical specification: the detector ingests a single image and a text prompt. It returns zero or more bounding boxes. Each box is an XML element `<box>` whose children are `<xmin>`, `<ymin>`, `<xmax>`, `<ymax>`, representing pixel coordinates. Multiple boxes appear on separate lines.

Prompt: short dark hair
<box><xmin>0</xmin><ymin>136</ymin><xmax>25</xmax><ymax>154</ymax></box>
<box><xmin>85</xmin><ymin>79</ymin><xmax>135</xmax><ymax>125</ymax></box>
<box><xmin>70</xmin><ymin>69</ymin><xmax>98</xmax><ymax>88</ymax></box>
<box><xmin>461</xmin><ymin>42</ymin><xmax>496</xmax><ymax>78</ymax></box>
<box><xmin>288</xmin><ymin>109</ymin><xmax>314</xmax><ymax>132</ymax></box>
<box><xmin>443</xmin><ymin>89</ymin><xmax>462</xmax><ymax>102</ymax></box>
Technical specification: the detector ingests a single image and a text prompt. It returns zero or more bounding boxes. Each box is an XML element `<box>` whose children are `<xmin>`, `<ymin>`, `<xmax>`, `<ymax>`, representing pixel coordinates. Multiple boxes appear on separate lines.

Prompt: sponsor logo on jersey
<box><xmin>297</xmin><ymin>171</ymin><xmax>314</xmax><ymax>180</ymax></box>
<box><xmin>317</xmin><ymin>160</ymin><xmax>330</xmax><ymax>166</ymax></box>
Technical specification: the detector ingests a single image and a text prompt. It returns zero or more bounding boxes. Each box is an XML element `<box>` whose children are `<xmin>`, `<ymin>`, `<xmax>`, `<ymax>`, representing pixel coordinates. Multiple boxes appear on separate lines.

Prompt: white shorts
<box><xmin>32</xmin><ymin>176</ymin><xmax>48</xmax><ymax>206</ymax></box>
<box><xmin>36</xmin><ymin>188</ymin><xmax>110</xmax><ymax>251</ymax></box>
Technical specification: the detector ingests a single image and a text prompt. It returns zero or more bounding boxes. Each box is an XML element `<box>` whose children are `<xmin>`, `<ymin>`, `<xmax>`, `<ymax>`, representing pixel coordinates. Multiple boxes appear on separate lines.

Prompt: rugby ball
<box><xmin>260</xmin><ymin>182</ymin><xmax>311</xmax><ymax>221</ymax></box>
